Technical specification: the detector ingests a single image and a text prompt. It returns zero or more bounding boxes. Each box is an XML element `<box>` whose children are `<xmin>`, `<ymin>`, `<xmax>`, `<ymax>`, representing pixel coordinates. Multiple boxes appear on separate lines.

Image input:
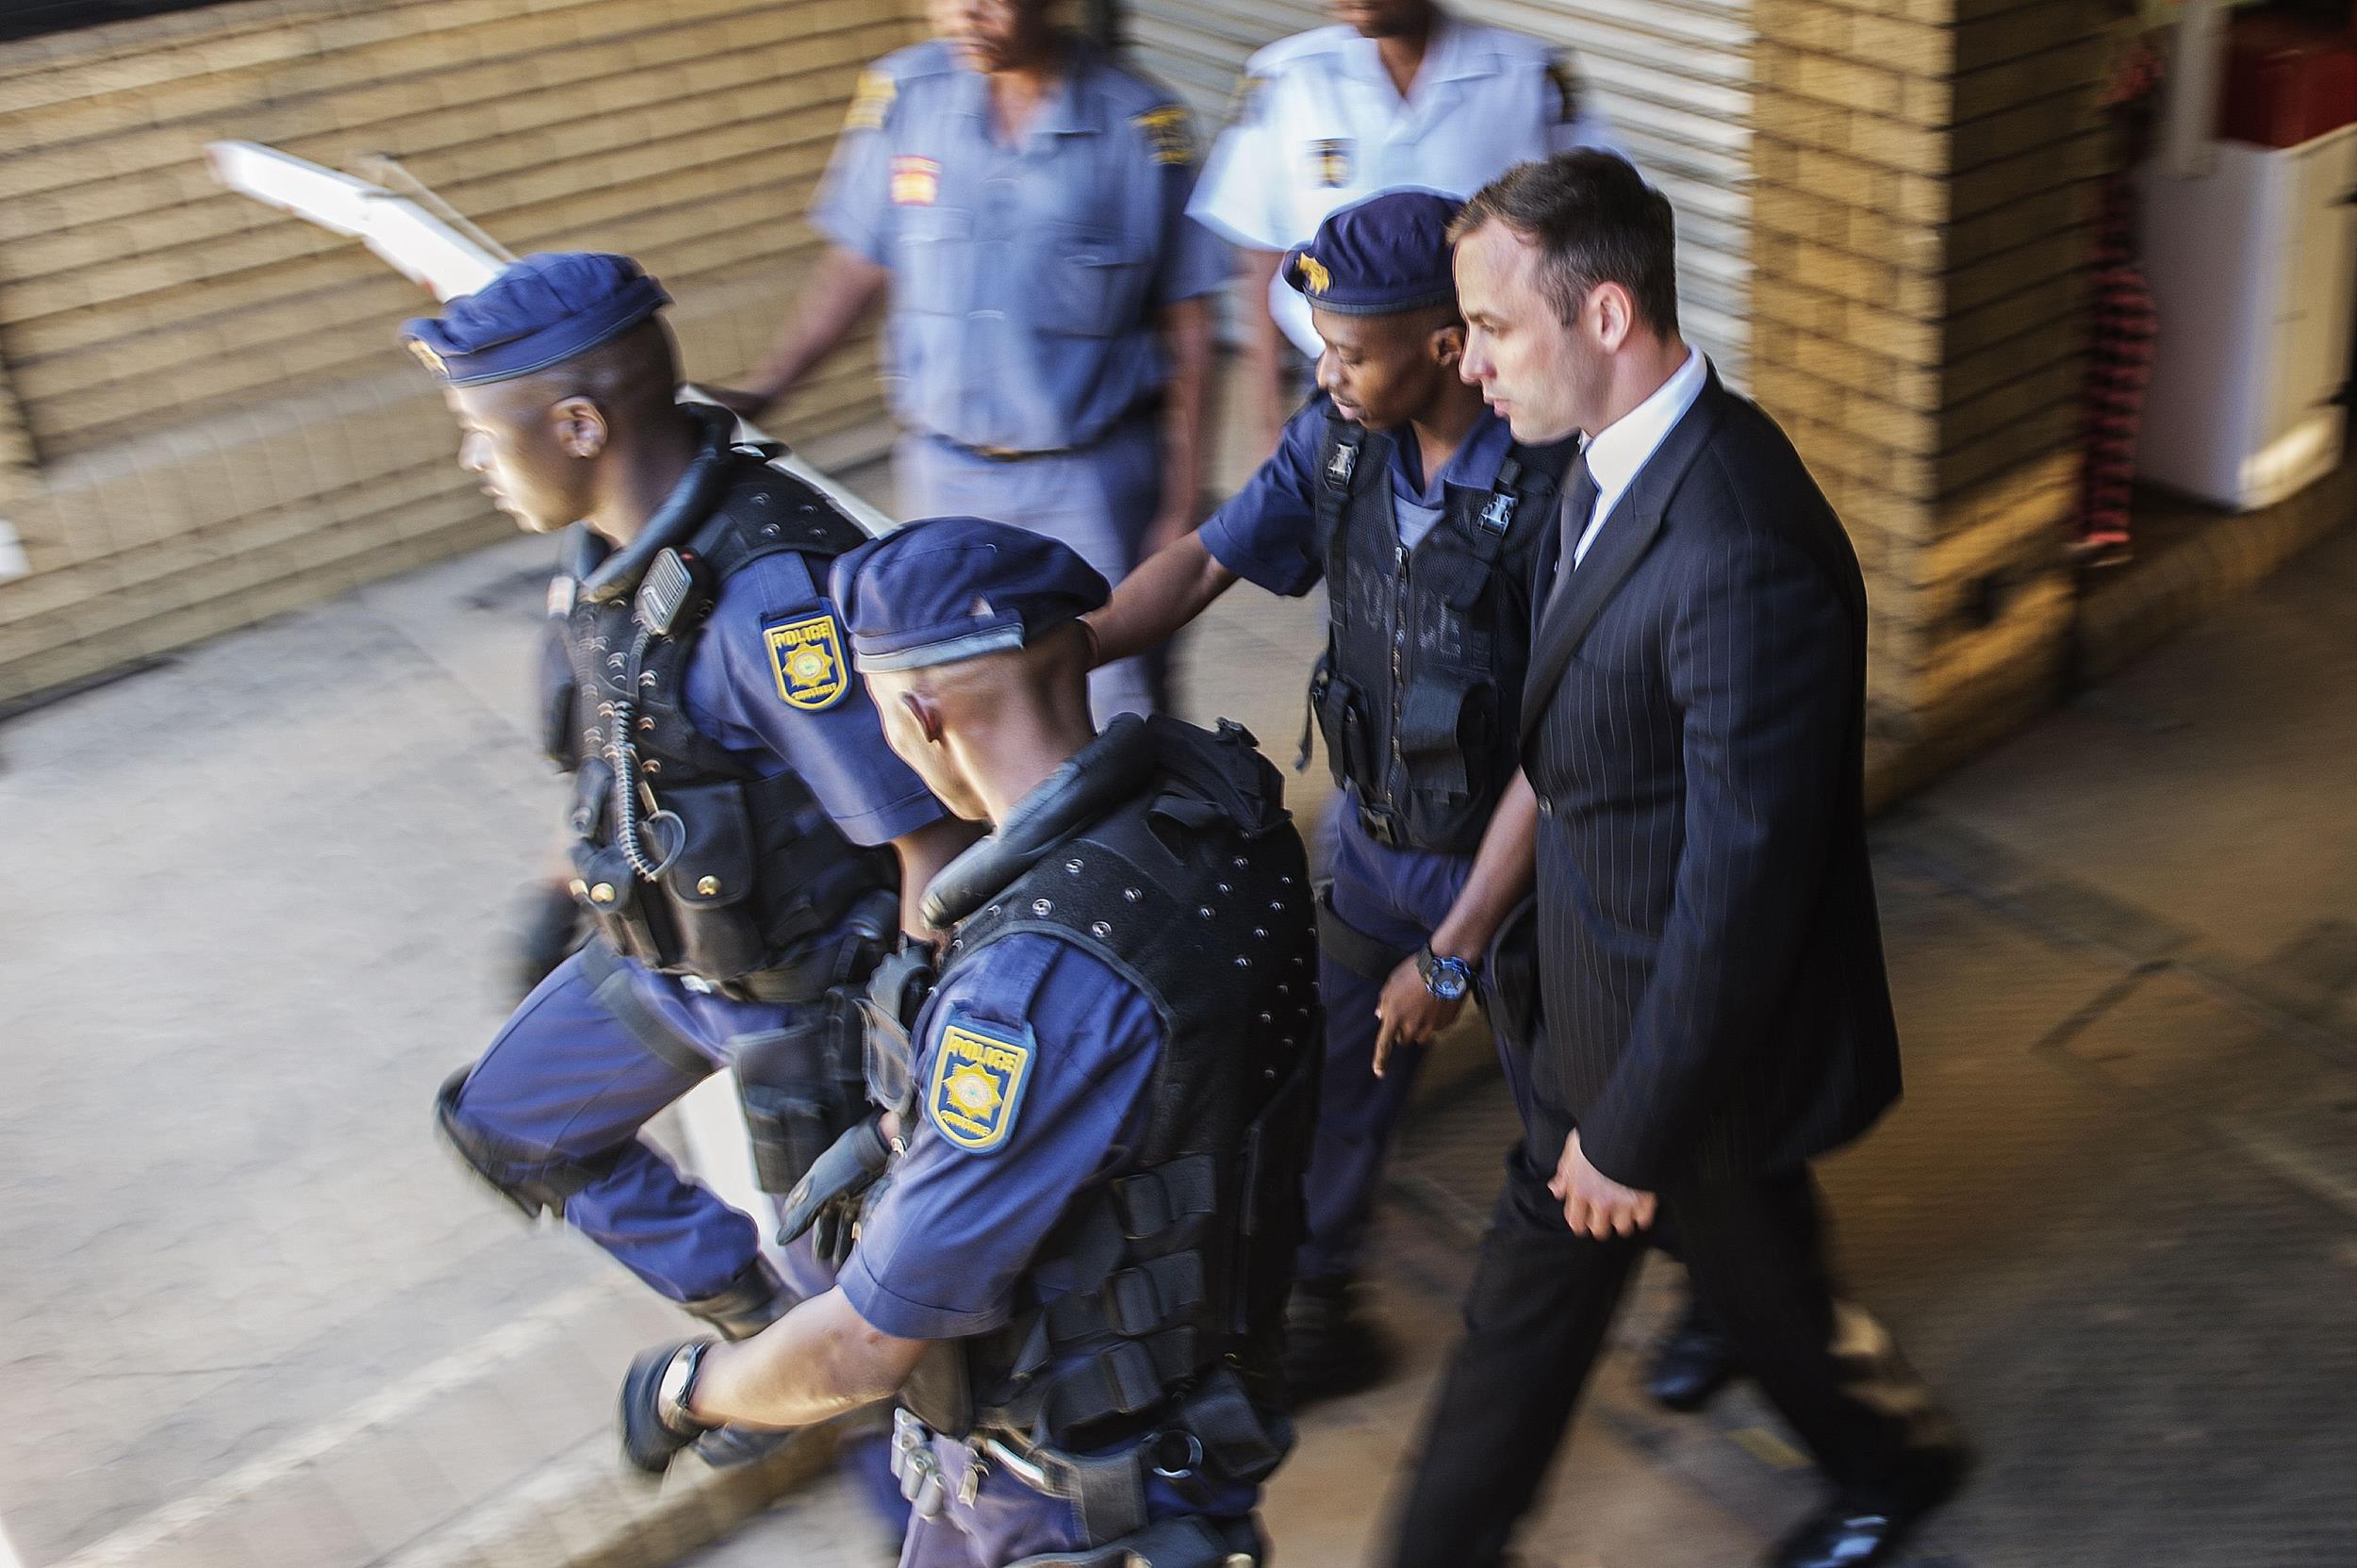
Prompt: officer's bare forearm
<box><xmin>1082</xmin><ymin>534</ymin><xmax>1238</xmax><ymax>667</ymax></box>
<box><xmin>686</xmin><ymin>1288</ymin><xmax>927</xmax><ymax>1430</ymax></box>
<box><xmin>1428</xmin><ymin>769</ymin><xmax>1539</xmax><ymax>965</ymax></box>
<box><xmin>1156</xmin><ymin>296</ymin><xmax>1215</xmax><ymax>526</ymax></box>
<box><xmin>893</xmin><ymin>815</ymin><xmax>984</xmax><ymax>941</ymax></box>
<box><xmin>1243</xmin><ymin>249</ymin><xmax>1291</xmax><ymax>437</ymax></box>
<box><xmin>743</xmin><ymin>247</ymin><xmax>891</xmax><ymax>403</ymax></box>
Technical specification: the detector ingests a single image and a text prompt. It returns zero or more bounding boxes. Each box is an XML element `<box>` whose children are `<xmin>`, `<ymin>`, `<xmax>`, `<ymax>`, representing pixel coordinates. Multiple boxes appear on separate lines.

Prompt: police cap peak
<box><xmin>1282</xmin><ymin>189</ymin><xmax>1463</xmax><ymax>318</ymax></box>
<box><xmin>400</xmin><ymin>252</ymin><xmax>670</xmax><ymax>386</ymax></box>
<box><xmin>832</xmin><ymin>517</ymin><xmax>1110</xmax><ymax>673</ymax></box>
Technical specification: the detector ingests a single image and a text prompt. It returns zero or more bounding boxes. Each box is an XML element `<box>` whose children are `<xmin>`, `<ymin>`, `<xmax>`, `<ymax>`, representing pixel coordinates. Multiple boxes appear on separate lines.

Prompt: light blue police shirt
<box><xmin>812</xmin><ymin>37</ymin><xmax>1231</xmax><ymax>454</ymax></box>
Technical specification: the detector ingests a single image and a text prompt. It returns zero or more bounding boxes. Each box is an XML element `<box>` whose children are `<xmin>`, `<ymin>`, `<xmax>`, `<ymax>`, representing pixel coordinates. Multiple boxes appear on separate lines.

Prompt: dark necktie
<box><xmin>1545</xmin><ymin>452</ymin><xmax>1602</xmax><ymax>612</ymax></box>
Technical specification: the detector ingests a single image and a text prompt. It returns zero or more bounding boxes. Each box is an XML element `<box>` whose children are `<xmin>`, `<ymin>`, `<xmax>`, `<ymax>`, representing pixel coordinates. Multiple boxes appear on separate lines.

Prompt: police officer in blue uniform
<box><xmin>1087</xmin><ymin>190</ymin><xmax>1722</xmax><ymax>1403</ymax></box>
<box><xmin>711</xmin><ymin>0</ymin><xmax>1229</xmax><ymax>724</ymax></box>
<box><xmin>618</xmin><ymin>519</ymin><xmax>1318</xmax><ymax>1568</ymax></box>
<box><xmin>405</xmin><ymin>256</ymin><xmax>977</xmax><ymax>1440</ymax></box>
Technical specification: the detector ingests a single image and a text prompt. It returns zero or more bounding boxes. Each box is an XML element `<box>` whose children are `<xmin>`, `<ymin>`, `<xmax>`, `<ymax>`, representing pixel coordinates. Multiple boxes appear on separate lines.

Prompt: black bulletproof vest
<box><xmin>1308</xmin><ymin>407</ymin><xmax>1573</xmax><ymax>853</ymax></box>
<box><xmin>552</xmin><ymin>450</ymin><xmax>894</xmax><ymax>1000</ymax></box>
<box><xmin>898</xmin><ymin>717</ymin><xmax>1318</xmax><ymax>1477</ymax></box>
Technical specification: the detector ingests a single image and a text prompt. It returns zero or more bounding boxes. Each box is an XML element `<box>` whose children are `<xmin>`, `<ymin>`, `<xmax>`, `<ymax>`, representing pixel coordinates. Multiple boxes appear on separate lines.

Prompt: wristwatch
<box><xmin>1416</xmin><ymin>944</ymin><xmax>1475</xmax><ymax>1002</ymax></box>
<box><xmin>657</xmin><ymin>1340</ymin><xmax>718</xmax><ymax>1435</ymax></box>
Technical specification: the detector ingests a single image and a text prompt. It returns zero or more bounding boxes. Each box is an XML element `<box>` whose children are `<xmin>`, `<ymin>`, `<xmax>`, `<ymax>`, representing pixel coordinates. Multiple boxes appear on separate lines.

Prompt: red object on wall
<box><xmin>2222</xmin><ymin>13</ymin><xmax>2357</xmax><ymax>146</ymax></box>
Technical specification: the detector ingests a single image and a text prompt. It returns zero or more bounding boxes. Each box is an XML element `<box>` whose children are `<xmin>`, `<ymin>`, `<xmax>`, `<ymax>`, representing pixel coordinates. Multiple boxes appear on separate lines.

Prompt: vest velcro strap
<box><xmin>1176</xmin><ymin>1366</ymin><xmax>1288</xmax><ymax>1486</ymax></box>
<box><xmin>1047</xmin><ymin>1330</ymin><xmax>1195</xmax><ymax>1428</ymax></box>
<box><xmin>1047</xmin><ymin>1251</ymin><xmax>1206</xmax><ymax>1342</ymax></box>
<box><xmin>1111</xmin><ymin>1156</ymin><xmax>1219</xmax><ymax>1240</ymax></box>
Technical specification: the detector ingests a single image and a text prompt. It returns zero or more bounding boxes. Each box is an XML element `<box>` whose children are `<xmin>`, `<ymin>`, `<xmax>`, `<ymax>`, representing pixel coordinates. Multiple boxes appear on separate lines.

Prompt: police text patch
<box><xmin>926</xmin><ymin>1010</ymin><xmax>1035</xmax><ymax>1153</ymax></box>
<box><xmin>764</xmin><ymin>610</ymin><xmax>849</xmax><ymax>710</ymax></box>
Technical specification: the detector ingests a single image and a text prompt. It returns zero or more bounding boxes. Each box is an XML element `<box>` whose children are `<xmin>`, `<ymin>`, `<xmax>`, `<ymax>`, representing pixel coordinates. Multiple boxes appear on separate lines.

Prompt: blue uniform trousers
<box><xmin>896</xmin><ymin>414</ymin><xmax>1163</xmax><ymax>723</ymax></box>
<box><xmin>896</xmin><ymin>1431</ymin><xmax>1259</xmax><ymax>1568</ymax></box>
<box><xmin>446</xmin><ymin>947</ymin><xmax>835</xmax><ymax>1304</ymax></box>
<box><xmin>1300</xmin><ymin>796</ymin><xmax>1535</xmax><ymax>1284</ymax></box>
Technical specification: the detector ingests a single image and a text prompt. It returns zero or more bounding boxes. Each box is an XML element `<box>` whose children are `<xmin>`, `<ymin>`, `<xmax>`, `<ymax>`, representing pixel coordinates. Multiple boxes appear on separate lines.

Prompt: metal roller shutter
<box><xmin>1120</xmin><ymin>0</ymin><xmax>1753</xmax><ymax>385</ymax></box>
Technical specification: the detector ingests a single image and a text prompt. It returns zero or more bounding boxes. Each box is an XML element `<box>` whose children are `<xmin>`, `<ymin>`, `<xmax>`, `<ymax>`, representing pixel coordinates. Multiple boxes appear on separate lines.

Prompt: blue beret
<box><xmin>831</xmin><ymin>518</ymin><xmax>1110</xmax><ymax>673</ymax></box>
<box><xmin>1282</xmin><ymin>190</ymin><xmax>1463</xmax><ymax>318</ymax></box>
<box><xmin>400</xmin><ymin>253</ymin><xmax>670</xmax><ymax>386</ymax></box>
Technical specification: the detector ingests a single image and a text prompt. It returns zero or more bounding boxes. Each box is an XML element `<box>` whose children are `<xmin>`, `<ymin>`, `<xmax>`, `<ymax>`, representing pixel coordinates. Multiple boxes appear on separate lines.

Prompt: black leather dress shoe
<box><xmin>1643</xmin><ymin>1298</ymin><xmax>1738</xmax><ymax>1412</ymax></box>
<box><xmin>1766</xmin><ymin>1447</ymin><xmax>1966</xmax><ymax>1568</ymax></box>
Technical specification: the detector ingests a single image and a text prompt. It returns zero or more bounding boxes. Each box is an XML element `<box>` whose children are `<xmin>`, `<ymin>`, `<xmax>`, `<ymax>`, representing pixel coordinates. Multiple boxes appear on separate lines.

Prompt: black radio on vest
<box><xmin>1304</xmin><ymin>406</ymin><xmax>1578</xmax><ymax>853</ymax></box>
<box><xmin>542</xmin><ymin>413</ymin><xmax>897</xmax><ymax>1006</ymax></box>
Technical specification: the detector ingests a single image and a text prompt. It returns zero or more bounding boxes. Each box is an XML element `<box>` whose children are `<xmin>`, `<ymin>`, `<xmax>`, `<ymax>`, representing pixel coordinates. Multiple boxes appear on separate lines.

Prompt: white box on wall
<box><xmin>2136</xmin><ymin>123</ymin><xmax>2357</xmax><ymax>511</ymax></box>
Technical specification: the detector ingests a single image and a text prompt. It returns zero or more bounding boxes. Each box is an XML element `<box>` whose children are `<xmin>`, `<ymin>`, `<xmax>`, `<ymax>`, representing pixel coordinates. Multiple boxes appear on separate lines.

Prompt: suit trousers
<box><xmin>1388</xmin><ymin>1123</ymin><xmax>1929</xmax><ymax>1568</ymax></box>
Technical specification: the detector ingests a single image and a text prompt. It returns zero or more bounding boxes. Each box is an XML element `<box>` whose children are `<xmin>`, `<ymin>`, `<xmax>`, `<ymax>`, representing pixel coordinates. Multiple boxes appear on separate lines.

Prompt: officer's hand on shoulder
<box><xmin>618</xmin><ymin>1340</ymin><xmax>720</xmax><ymax>1475</ymax></box>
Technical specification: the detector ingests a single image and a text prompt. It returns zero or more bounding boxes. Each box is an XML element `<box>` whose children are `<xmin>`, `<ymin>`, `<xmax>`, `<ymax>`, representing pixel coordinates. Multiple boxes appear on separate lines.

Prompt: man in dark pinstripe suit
<box><xmin>1381</xmin><ymin>152</ymin><xmax>1963</xmax><ymax>1568</ymax></box>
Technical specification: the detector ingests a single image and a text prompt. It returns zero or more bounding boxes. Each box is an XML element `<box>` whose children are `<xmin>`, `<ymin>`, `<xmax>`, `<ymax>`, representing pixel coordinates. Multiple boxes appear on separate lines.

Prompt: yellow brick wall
<box><xmin>0</xmin><ymin>0</ymin><xmax>922</xmax><ymax>704</ymax></box>
<box><xmin>1750</xmin><ymin>0</ymin><xmax>2103</xmax><ymax>798</ymax></box>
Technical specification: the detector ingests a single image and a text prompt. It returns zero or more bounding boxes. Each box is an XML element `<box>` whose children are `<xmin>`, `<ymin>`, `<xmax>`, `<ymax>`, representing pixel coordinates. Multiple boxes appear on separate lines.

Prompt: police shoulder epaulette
<box><xmin>1131</xmin><ymin>103</ymin><xmax>1195</xmax><ymax>167</ymax></box>
<box><xmin>845</xmin><ymin>65</ymin><xmax>897</xmax><ymax>131</ymax></box>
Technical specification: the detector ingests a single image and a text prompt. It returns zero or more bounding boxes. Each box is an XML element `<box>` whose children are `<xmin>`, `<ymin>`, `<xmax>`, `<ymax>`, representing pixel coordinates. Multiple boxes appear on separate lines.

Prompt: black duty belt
<box><xmin>938</xmin><ymin>401</ymin><xmax>1163</xmax><ymax>464</ymax></box>
<box><xmin>1356</xmin><ymin>801</ymin><xmax>1409</xmax><ymax>850</ymax></box>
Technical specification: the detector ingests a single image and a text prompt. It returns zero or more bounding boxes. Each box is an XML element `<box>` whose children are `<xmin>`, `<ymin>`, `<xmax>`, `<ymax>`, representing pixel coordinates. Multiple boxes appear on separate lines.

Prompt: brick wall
<box><xmin>0</xmin><ymin>0</ymin><xmax>920</xmax><ymax>704</ymax></box>
<box><xmin>1749</xmin><ymin>0</ymin><xmax>2103</xmax><ymax>799</ymax></box>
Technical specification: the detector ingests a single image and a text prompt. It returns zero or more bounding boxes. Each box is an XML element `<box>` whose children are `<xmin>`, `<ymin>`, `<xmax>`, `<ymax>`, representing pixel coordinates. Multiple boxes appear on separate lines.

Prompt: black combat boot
<box><xmin>1282</xmin><ymin>1275</ymin><xmax>1389</xmax><ymax>1404</ymax></box>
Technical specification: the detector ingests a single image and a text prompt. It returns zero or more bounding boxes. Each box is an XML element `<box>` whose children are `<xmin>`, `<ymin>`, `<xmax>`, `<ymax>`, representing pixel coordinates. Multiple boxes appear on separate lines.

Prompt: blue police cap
<box><xmin>832</xmin><ymin>518</ymin><xmax>1110</xmax><ymax>672</ymax></box>
<box><xmin>399</xmin><ymin>252</ymin><xmax>671</xmax><ymax>386</ymax></box>
<box><xmin>1281</xmin><ymin>190</ymin><xmax>1463</xmax><ymax>318</ymax></box>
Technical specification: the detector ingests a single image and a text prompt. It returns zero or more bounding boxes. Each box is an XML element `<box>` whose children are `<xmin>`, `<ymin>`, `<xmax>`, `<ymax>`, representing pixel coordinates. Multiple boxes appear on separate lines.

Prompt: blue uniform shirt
<box><xmin>1198</xmin><ymin>398</ymin><xmax>1518</xmax><ymax>596</ymax></box>
<box><xmin>812</xmin><ymin>37</ymin><xmax>1230</xmax><ymax>454</ymax></box>
<box><xmin>681</xmin><ymin>550</ymin><xmax>946</xmax><ymax>847</ymax></box>
<box><xmin>843</xmin><ymin>932</ymin><xmax>1162</xmax><ymax>1337</ymax></box>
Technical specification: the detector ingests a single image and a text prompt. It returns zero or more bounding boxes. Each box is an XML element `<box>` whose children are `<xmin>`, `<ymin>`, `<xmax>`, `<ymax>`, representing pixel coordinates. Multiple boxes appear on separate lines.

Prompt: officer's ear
<box><xmin>1429</xmin><ymin>320</ymin><xmax>1466</xmax><ymax>370</ymax></box>
<box><xmin>551</xmin><ymin>395</ymin><xmax>611</xmax><ymax>461</ymax></box>
<box><xmin>898</xmin><ymin>686</ymin><xmax>947</xmax><ymax>748</ymax></box>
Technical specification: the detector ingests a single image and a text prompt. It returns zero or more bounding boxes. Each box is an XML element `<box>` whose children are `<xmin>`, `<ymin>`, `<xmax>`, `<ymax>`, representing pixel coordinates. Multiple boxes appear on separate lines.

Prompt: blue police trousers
<box><xmin>445</xmin><ymin>949</ymin><xmax>835</xmax><ymax>1303</ymax></box>
<box><xmin>1301</xmin><ymin>797</ymin><xmax>1532</xmax><ymax>1284</ymax></box>
<box><xmin>897</xmin><ymin>414</ymin><xmax>1163</xmax><ymax>723</ymax></box>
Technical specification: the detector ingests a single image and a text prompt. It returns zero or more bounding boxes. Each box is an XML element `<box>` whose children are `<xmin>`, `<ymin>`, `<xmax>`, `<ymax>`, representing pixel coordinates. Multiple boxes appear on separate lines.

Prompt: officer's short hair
<box><xmin>1450</xmin><ymin>151</ymin><xmax>1679</xmax><ymax>338</ymax></box>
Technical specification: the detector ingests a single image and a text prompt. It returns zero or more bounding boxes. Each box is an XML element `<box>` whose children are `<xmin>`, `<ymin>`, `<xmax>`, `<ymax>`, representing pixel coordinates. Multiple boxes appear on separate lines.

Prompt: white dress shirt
<box><xmin>1569</xmin><ymin>346</ymin><xmax>1707</xmax><ymax>570</ymax></box>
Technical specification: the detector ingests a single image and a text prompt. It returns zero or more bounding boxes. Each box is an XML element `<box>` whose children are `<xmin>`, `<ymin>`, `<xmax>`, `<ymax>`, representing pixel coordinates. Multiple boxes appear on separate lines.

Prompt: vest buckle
<box><xmin>1325</xmin><ymin>440</ymin><xmax>1359</xmax><ymax>490</ymax></box>
<box><xmin>1478</xmin><ymin>492</ymin><xmax>1517</xmax><ymax>534</ymax></box>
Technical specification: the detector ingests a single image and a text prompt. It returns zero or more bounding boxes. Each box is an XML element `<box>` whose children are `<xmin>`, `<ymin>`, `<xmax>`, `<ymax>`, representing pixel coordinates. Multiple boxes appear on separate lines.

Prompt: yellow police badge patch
<box><xmin>764</xmin><ymin>611</ymin><xmax>849</xmax><ymax>710</ymax></box>
<box><xmin>926</xmin><ymin>1011</ymin><xmax>1035</xmax><ymax>1153</ymax></box>
<box><xmin>1308</xmin><ymin>138</ymin><xmax>1353</xmax><ymax>189</ymax></box>
<box><xmin>1132</xmin><ymin>105</ymin><xmax>1195</xmax><ymax>167</ymax></box>
<box><xmin>1294</xmin><ymin>253</ymin><xmax>1332</xmax><ymax>295</ymax></box>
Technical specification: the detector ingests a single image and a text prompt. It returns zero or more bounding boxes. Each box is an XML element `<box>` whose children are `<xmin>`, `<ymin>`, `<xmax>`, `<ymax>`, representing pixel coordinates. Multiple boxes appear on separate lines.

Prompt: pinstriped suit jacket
<box><xmin>1518</xmin><ymin>367</ymin><xmax>1900</xmax><ymax>1192</ymax></box>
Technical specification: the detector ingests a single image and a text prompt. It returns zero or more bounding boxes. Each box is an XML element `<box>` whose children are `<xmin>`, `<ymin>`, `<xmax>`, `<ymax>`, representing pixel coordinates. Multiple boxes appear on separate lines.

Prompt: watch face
<box><xmin>1427</xmin><ymin>957</ymin><xmax>1470</xmax><ymax>1000</ymax></box>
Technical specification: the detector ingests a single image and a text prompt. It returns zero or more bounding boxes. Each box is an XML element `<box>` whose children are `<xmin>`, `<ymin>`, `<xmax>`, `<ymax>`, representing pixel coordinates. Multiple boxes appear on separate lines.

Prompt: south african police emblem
<box><xmin>764</xmin><ymin>610</ymin><xmax>849</xmax><ymax>710</ymax></box>
<box><xmin>926</xmin><ymin>1010</ymin><xmax>1035</xmax><ymax>1153</ymax></box>
<box><xmin>1308</xmin><ymin>138</ymin><xmax>1353</xmax><ymax>188</ymax></box>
